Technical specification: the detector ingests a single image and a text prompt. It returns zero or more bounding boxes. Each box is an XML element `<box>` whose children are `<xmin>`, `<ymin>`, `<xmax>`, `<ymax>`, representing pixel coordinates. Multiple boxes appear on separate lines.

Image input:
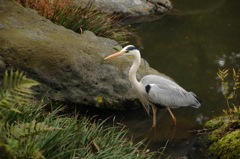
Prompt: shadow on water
<box><xmin>117</xmin><ymin>108</ymin><xmax>205</xmax><ymax>158</ymax></box>
<box><xmin>84</xmin><ymin>0</ymin><xmax>240</xmax><ymax>158</ymax></box>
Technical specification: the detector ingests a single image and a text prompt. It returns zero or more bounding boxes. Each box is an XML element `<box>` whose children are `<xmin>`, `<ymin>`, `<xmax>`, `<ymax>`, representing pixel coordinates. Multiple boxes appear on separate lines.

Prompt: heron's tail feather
<box><xmin>190</xmin><ymin>92</ymin><xmax>202</xmax><ymax>108</ymax></box>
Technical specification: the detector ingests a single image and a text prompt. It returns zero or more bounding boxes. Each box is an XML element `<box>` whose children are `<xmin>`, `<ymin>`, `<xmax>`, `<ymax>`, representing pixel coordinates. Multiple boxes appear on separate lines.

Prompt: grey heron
<box><xmin>104</xmin><ymin>45</ymin><xmax>201</xmax><ymax>127</ymax></box>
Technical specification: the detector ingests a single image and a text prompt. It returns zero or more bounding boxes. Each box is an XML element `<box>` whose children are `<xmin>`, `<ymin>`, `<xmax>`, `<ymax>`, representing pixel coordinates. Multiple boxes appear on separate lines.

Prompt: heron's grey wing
<box><xmin>140</xmin><ymin>75</ymin><xmax>201</xmax><ymax>108</ymax></box>
<box><xmin>140</xmin><ymin>75</ymin><xmax>185</xmax><ymax>92</ymax></box>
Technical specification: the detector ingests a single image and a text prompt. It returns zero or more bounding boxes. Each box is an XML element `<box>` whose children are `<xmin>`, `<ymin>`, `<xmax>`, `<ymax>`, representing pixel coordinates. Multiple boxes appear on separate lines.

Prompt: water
<box><xmin>122</xmin><ymin>0</ymin><xmax>240</xmax><ymax>158</ymax></box>
<box><xmin>133</xmin><ymin>0</ymin><xmax>240</xmax><ymax>115</ymax></box>
<box><xmin>86</xmin><ymin>0</ymin><xmax>240</xmax><ymax>158</ymax></box>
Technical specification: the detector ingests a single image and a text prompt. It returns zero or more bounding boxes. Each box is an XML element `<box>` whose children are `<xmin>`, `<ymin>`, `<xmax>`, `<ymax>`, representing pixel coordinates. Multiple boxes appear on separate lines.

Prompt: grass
<box><xmin>16</xmin><ymin>0</ymin><xmax>137</xmax><ymax>45</ymax></box>
<box><xmin>0</xmin><ymin>70</ymin><xmax>158</xmax><ymax>158</ymax></box>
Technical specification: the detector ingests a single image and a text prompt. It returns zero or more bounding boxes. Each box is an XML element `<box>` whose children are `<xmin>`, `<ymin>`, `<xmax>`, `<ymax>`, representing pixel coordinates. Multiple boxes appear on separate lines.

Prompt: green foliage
<box><xmin>217</xmin><ymin>69</ymin><xmax>229</xmax><ymax>100</ymax></box>
<box><xmin>228</xmin><ymin>105</ymin><xmax>240</xmax><ymax>115</ymax></box>
<box><xmin>8</xmin><ymin>120</ymin><xmax>62</xmax><ymax>139</ymax></box>
<box><xmin>0</xmin><ymin>70</ymin><xmax>157</xmax><ymax>159</ymax></box>
<box><xmin>217</xmin><ymin>68</ymin><xmax>240</xmax><ymax>111</ymax></box>
<box><xmin>0</xmin><ymin>70</ymin><xmax>39</xmax><ymax>113</ymax></box>
<box><xmin>16</xmin><ymin>0</ymin><xmax>137</xmax><ymax>45</ymax></box>
<box><xmin>0</xmin><ymin>70</ymin><xmax>46</xmax><ymax>159</ymax></box>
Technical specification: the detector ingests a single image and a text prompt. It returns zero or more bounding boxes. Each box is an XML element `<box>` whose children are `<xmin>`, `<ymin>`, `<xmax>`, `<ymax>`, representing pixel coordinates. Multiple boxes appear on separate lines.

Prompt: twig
<box><xmin>158</xmin><ymin>139</ymin><xmax>170</xmax><ymax>159</ymax></box>
<box><xmin>187</xmin><ymin>128</ymin><xmax>211</xmax><ymax>135</ymax></box>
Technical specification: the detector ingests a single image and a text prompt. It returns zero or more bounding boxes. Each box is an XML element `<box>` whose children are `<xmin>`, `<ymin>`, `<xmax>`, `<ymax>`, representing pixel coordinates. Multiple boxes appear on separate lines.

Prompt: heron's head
<box><xmin>104</xmin><ymin>45</ymin><xmax>139</xmax><ymax>60</ymax></box>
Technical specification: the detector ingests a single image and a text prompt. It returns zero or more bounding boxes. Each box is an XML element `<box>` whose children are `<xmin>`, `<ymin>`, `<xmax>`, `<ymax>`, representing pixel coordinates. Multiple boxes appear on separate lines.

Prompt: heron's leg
<box><xmin>167</xmin><ymin>108</ymin><xmax>176</xmax><ymax>125</ymax></box>
<box><xmin>152</xmin><ymin>105</ymin><xmax>157</xmax><ymax>128</ymax></box>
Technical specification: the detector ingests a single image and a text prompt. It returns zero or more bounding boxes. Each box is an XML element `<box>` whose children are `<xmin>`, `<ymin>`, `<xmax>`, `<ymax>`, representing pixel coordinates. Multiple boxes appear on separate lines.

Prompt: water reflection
<box><xmin>216</xmin><ymin>52</ymin><xmax>240</xmax><ymax>68</ymax></box>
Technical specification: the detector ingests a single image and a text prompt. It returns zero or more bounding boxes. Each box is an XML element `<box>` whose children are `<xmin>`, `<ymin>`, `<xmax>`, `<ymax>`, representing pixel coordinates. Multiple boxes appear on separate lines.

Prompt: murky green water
<box><xmin>121</xmin><ymin>0</ymin><xmax>240</xmax><ymax>158</ymax></box>
<box><xmin>85</xmin><ymin>0</ymin><xmax>239</xmax><ymax>158</ymax></box>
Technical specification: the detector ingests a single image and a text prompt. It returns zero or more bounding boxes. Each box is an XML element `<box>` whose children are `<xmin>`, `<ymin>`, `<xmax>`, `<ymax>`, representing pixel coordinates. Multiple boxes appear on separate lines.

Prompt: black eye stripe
<box><xmin>126</xmin><ymin>46</ymin><xmax>136</xmax><ymax>51</ymax></box>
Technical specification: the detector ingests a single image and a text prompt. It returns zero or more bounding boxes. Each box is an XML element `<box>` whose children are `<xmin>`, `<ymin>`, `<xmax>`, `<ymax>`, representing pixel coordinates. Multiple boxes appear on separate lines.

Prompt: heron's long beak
<box><xmin>104</xmin><ymin>51</ymin><xmax>124</xmax><ymax>60</ymax></box>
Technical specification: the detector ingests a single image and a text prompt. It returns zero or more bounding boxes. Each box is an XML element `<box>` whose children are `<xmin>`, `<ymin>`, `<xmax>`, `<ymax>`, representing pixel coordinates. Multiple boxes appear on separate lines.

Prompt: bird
<box><xmin>104</xmin><ymin>45</ymin><xmax>201</xmax><ymax>128</ymax></box>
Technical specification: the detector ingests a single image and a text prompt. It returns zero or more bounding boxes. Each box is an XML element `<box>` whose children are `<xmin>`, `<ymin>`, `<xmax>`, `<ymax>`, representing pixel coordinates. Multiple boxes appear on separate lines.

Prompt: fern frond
<box><xmin>0</xmin><ymin>70</ymin><xmax>39</xmax><ymax>113</ymax></box>
<box><xmin>3</xmin><ymin>70</ymin><xmax>39</xmax><ymax>92</ymax></box>
<box><xmin>5</xmin><ymin>137</ymin><xmax>46</xmax><ymax>159</ymax></box>
<box><xmin>10</xmin><ymin>120</ymin><xmax>62</xmax><ymax>139</ymax></box>
<box><xmin>233</xmin><ymin>68</ymin><xmax>240</xmax><ymax>90</ymax></box>
<box><xmin>217</xmin><ymin>68</ymin><xmax>229</xmax><ymax>81</ymax></box>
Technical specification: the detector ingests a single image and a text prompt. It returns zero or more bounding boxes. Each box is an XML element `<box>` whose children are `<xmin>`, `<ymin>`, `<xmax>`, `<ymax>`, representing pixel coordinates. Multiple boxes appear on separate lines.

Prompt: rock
<box><xmin>209</xmin><ymin>130</ymin><xmax>240</xmax><ymax>159</ymax></box>
<box><xmin>203</xmin><ymin>114</ymin><xmax>240</xmax><ymax>159</ymax></box>
<box><xmin>94</xmin><ymin>0</ymin><xmax>172</xmax><ymax>23</ymax></box>
<box><xmin>0</xmin><ymin>0</ymin><xmax>161</xmax><ymax>110</ymax></box>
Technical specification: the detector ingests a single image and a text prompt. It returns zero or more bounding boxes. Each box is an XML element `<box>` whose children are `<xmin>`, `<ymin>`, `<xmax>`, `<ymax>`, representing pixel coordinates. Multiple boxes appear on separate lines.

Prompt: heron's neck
<box><xmin>129</xmin><ymin>51</ymin><xmax>141</xmax><ymax>86</ymax></box>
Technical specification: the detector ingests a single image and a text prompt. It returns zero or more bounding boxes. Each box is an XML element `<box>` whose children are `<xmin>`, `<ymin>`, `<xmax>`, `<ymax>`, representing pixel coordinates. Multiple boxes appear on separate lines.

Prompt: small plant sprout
<box><xmin>217</xmin><ymin>68</ymin><xmax>240</xmax><ymax>113</ymax></box>
<box><xmin>232</xmin><ymin>68</ymin><xmax>240</xmax><ymax>102</ymax></box>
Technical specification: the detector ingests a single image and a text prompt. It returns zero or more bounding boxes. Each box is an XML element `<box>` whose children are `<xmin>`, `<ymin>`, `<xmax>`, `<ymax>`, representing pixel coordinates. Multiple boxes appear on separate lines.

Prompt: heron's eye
<box><xmin>125</xmin><ymin>46</ymin><xmax>136</xmax><ymax>52</ymax></box>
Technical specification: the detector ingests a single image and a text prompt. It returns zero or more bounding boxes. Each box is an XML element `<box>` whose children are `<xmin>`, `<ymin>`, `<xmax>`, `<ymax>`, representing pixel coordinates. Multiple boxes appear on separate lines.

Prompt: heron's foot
<box><xmin>172</xmin><ymin>118</ymin><xmax>177</xmax><ymax>126</ymax></box>
<box><xmin>152</xmin><ymin>122</ymin><xmax>157</xmax><ymax>128</ymax></box>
